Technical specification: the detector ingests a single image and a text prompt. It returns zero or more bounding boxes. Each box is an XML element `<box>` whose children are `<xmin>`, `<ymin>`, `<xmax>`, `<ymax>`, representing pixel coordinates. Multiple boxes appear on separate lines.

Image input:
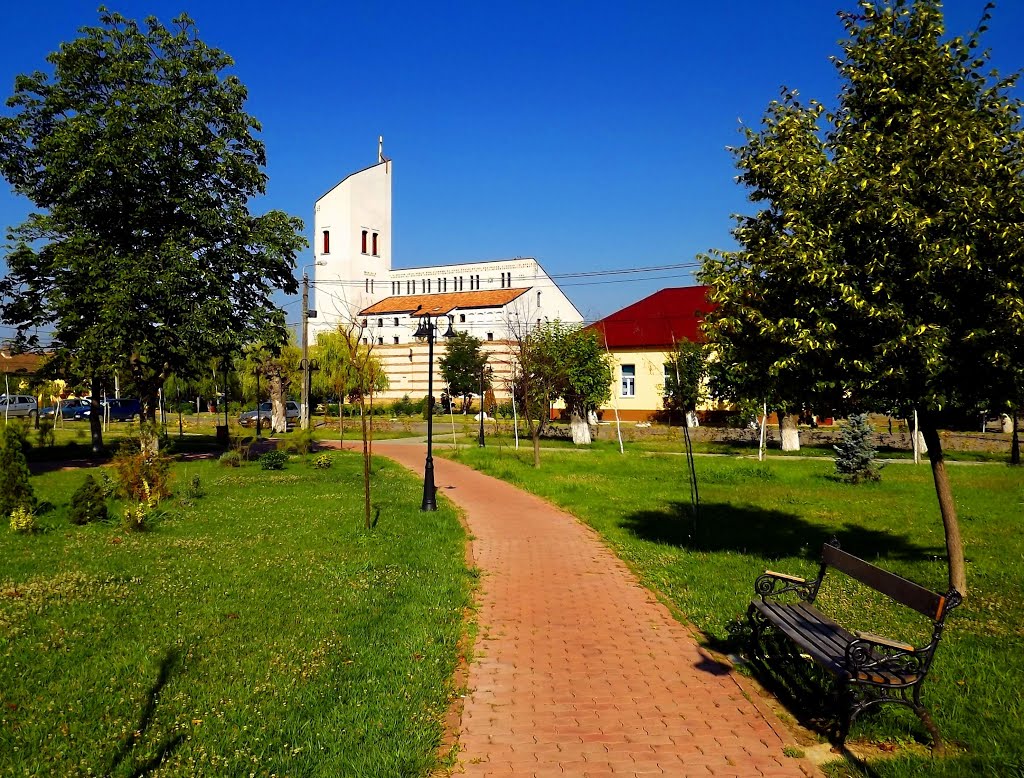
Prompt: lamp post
<box><xmin>301</xmin><ymin>261</ymin><xmax>326</xmax><ymax>431</ymax></box>
<box><xmin>478</xmin><ymin>363</ymin><xmax>491</xmax><ymax>448</ymax></box>
<box><xmin>413</xmin><ymin>311</ymin><xmax>456</xmax><ymax>510</ymax></box>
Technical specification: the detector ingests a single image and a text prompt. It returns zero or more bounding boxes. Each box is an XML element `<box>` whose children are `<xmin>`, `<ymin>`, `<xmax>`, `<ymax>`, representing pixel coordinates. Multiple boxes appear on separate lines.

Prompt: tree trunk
<box><xmin>1011</xmin><ymin>411</ymin><xmax>1020</xmax><ymax>466</ymax></box>
<box><xmin>1000</xmin><ymin>413</ymin><xmax>1014</xmax><ymax>434</ymax></box>
<box><xmin>141</xmin><ymin>391</ymin><xmax>160</xmax><ymax>455</ymax></box>
<box><xmin>88</xmin><ymin>375</ymin><xmax>104</xmax><ymax>454</ymax></box>
<box><xmin>360</xmin><ymin>400</ymin><xmax>371</xmax><ymax>529</ymax></box>
<box><xmin>270</xmin><ymin>376</ymin><xmax>287</xmax><ymax>434</ymax></box>
<box><xmin>779</xmin><ymin>413</ymin><xmax>800</xmax><ymax>452</ymax></box>
<box><xmin>919</xmin><ymin>414</ymin><xmax>968</xmax><ymax>598</ymax></box>
<box><xmin>570</xmin><ymin>411</ymin><xmax>592</xmax><ymax>445</ymax></box>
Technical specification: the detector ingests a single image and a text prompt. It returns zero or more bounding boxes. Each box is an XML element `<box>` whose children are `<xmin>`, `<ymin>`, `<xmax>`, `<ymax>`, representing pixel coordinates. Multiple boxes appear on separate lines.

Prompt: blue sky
<box><xmin>2</xmin><ymin>1</ymin><xmax>1022</xmax><ymax>332</ymax></box>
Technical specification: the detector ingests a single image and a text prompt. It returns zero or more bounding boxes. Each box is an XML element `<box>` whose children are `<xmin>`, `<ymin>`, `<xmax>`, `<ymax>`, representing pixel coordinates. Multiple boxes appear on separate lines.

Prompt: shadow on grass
<box><xmin>107</xmin><ymin>648</ymin><xmax>185</xmax><ymax>777</ymax></box>
<box><xmin>619</xmin><ymin>501</ymin><xmax>942</xmax><ymax>562</ymax></box>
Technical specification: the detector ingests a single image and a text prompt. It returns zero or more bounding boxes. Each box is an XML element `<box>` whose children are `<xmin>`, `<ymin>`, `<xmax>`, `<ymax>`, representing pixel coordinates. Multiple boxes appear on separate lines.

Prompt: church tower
<box><xmin>312</xmin><ymin>138</ymin><xmax>392</xmax><ymax>330</ymax></box>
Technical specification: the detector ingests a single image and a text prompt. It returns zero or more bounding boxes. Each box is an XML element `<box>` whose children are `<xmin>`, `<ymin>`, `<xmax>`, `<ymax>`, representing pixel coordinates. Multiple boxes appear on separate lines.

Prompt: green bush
<box><xmin>311</xmin><ymin>453</ymin><xmax>333</xmax><ymax>469</ymax></box>
<box><xmin>9</xmin><ymin>505</ymin><xmax>37</xmax><ymax>534</ymax></box>
<box><xmin>36</xmin><ymin>420</ymin><xmax>55</xmax><ymax>448</ymax></box>
<box><xmin>69</xmin><ymin>474</ymin><xmax>108</xmax><ymax>525</ymax></box>
<box><xmin>183</xmin><ymin>474</ymin><xmax>205</xmax><ymax>499</ymax></box>
<box><xmin>219</xmin><ymin>451</ymin><xmax>241</xmax><ymax>468</ymax></box>
<box><xmin>259</xmin><ymin>450</ymin><xmax>288</xmax><ymax>470</ymax></box>
<box><xmin>0</xmin><ymin>425</ymin><xmax>35</xmax><ymax>519</ymax></box>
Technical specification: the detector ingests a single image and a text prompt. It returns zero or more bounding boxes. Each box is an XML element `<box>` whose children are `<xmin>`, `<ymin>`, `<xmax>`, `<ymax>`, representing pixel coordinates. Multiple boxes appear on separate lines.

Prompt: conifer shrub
<box><xmin>834</xmin><ymin>413</ymin><xmax>881</xmax><ymax>483</ymax></box>
<box><xmin>69</xmin><ymin>473</ymin><xmax>108</xmax><ymax>525</ymax></box>
<box><xmin>0</xmin><ymin>424</ymin><xmax>35</xmax><ymax>519</ymax></box>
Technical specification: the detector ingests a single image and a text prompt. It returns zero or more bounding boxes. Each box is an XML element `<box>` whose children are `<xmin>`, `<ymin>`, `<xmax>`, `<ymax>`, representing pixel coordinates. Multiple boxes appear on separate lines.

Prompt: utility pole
<box><xmin>300</xmin><ymin>262</ymin><xmax>325</xmax><ymax>431</ymax></box>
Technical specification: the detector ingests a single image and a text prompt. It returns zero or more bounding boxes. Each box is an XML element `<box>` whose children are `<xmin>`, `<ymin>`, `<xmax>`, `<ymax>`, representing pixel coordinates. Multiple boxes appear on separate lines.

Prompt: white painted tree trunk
<box><xmin>1001</xmin><ymin>413</ymin><xmax>1014</xmax><ymax>434</ymax></box>
<box><xmin>270</xmin><ymin>376</ymin><xmax>288</xmax><ymax>434</ymax></box>
<box><xmin>570</xmin><ymin>412</ymin><xmax>592</xmax><ymax>445</ymax></box>
<box><xmin>779</xmin><ymin>413</ymin><xmax>800</xmax><ymax>452</ymax></box>
<box><xmin>686</xmin><ymin>411</ymin><xmax>699</xmax><ymax>428</ymax></box>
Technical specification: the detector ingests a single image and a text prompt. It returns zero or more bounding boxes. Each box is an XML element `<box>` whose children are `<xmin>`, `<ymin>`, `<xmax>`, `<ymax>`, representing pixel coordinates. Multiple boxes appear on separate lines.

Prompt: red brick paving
<box><xmin>371</xmin><ymin>441</ymin><xmax>818</xmax><ymax>777</ymax></box>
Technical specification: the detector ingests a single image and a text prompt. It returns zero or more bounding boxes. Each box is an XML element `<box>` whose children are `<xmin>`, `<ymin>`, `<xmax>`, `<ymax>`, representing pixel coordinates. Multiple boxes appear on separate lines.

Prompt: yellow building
<box><xmin>588</xmin><ymin>287</ymin><xmax>714</xmax><ymax>422</ymax></box>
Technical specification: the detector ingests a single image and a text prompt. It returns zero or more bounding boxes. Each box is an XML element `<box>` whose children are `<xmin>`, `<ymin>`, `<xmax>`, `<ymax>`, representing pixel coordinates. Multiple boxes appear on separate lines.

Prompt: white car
<box><xmin>0</xmin><ymin>394</ymin><xmax>38</xmax><ymax>419</ymax></box>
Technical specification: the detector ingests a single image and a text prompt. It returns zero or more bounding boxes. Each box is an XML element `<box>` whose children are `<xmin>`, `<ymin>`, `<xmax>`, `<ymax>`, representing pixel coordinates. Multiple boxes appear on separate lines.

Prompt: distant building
<box><xmin>311</xmin><ymin>139</ymin><xmax>582</xmax><ymax>400</ymax></box>
<box><xmin>587</xmin><ymin>286</ymin><xmax>715</xmax><ymax>421</ymax></box>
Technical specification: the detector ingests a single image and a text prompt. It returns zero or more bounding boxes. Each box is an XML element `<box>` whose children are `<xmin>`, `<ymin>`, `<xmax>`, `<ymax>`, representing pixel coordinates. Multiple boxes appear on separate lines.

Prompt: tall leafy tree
<box><xmin>0</xmin><ymin>10</ymin><xmax>304</xmax><ymax>450</ymax></box>
<box><xmin>438</xmin><ymin>331</ymin><xmax>488</xmax><ymax>413</ymax></box>
<box><xmin>699</xmin><ymin>0</ymin><xmax>1024</xmax><ymax>596</ymax></box>
<box><xmin>548</xmin><ymin>323</ymin><xmax>611</xmax><ymax>446</ymax></box>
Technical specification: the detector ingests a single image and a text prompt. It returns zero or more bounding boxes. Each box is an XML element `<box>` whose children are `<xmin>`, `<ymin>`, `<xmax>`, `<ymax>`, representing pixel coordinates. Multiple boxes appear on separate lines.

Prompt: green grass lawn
<box><xmin>443</xmin><ymin>445</ymin><xmax>1024</xmax><ymax>777</ymax></box>
<box><xmin>2</xmin><ymin>452</ymin><xmax>471</xmax><ymax>777</ymax></box>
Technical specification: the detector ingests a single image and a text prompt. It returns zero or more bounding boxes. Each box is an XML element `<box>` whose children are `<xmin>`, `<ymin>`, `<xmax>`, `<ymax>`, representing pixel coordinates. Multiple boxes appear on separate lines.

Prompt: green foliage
<box><xmin>259</xmin><ymin>450</ymin><xmax>288</xmax><ymax>470</ymax></box>
<box><xmin>69</xmin><ymin>474</ymin><xmax>108</xmax><ymax>525</ymax></box>
<box><xmin>697</xmin><ymin>0</ymin><xmax>1024</xmax><ymax>594</ymax></box>
<box><xmin>284</xmin><ymin>428</ymin><xmax>315</xmax><ymax>455</ymax></box>
<box><xmin>662</xmin><ymin>339</ymin><xmax>709</xmax><ymax>418</ymax></box>
<box><xmin>35</xmin><ymin>421</ymin><xmax>54</xmax><ymax>448</ymax></box>
<box><xmin>439</xmin><ymin>331</ymin><xmax>488</xmax><ymax>411</ymax></box>
<box><xmin>0</xmin><ymin>9</ymin><xmax>305</xmax><ymax>425</ymax></box>
<box><xmin>111</xmin><ymin>444</ymin><xmax>172</xmax><ymax>502</ymax></box>
<box><xmin>0</xmin><ymin>425</ymin><xmax>35</xmax><ymax>518</ymax></box>
<box><xmin>183</xmin><ymin>474</ymin><xmax>205</xmax><ymax>500</ymax></box>
<box><xmin>219</xmin><ymin>451</ymin><xmax>242</xmax><ymax>468</ymax></box>
<box><xmin>9</xmin><ymin>505</ymin><xmax>36</xmax><ymax>534</ymax></box>
<box><xmin>122</xmin><ymin>481</ymin><xmax>158</xmax><ymax>532</ymax></box>
<box><xmin>699</xmin><ymin>0</ymin><xmax>1024</xmax><ymax>420</ymax></box>
<box><xmin>834</xmin><ymin>413</ymin><xmax>881</xmax><ymax>484</ymax></box>
<box><xmin>312</xmin><ymin>453</ymin><xmax>334</xmax><ymax>470</ymax></box>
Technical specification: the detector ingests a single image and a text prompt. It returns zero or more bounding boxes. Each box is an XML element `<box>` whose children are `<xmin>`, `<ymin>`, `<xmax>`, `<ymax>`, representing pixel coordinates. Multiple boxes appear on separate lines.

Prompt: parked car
<box><xmin>239</xmin><ymin>401</ymin><xmax>300</xmax><ymax>429</ymax></box>
<box><xmin>79</xmin><ymin>398</ymin><xmax>141</xmax><ymax>422</ymax></box>
<box><xmin>0</xmin><ymin>394</ymin><xmax>37</xmax><ymax>419</ymax></box>
<box><xmin>40</xmin><ymin>397</ymin><xmax>91</xmax><ymax>420</ymax></box>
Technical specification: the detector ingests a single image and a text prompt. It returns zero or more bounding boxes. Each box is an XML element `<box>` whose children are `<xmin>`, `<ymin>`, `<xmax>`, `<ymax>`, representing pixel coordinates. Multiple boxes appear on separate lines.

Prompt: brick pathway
<box><xmin>371</xmin><ymin>441</ymin><xmax>817</xmax><ymax>778</ymax></box>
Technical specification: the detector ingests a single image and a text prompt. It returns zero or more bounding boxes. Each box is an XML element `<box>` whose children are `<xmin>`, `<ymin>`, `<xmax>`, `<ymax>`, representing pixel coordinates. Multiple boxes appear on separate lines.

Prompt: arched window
<box><xmin>372</xmin><ymin>232</ymin><xmax>379</xmax><ymax>256</ymax></box>
<box><xmin>361</xmin><ymin>230</ymin><xmax>368</xmax><ymax>254</ymax></box>
<box><xmin>322</xmin><ymin>230</ymin><xmax>330</xmax><ymax>254</ymax></box>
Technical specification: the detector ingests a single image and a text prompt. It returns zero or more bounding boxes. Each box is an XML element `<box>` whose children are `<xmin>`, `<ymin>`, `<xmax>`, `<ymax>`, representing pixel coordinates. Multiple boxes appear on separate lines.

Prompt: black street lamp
<box><xmin>413</xmin><ymin>311</ymin><xmax>456</xmax><ymax>511</ymax></box>
<box><xmin>478</xmin><ymin>363</ymin><xmax>489</xmax><ymax>448</ymax></box>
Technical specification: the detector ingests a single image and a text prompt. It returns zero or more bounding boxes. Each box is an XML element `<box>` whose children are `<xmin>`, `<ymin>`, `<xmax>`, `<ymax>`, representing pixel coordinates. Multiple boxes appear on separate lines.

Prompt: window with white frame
<box><xmin>621</xmin><ymin>364</ymin><xmax>636</xmax><ymax>397</ymax></box>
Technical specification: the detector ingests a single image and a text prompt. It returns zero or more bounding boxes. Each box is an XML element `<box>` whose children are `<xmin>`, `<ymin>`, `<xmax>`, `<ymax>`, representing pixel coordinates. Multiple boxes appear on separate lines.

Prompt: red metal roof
<box><xmin>587</xmin><ymin>286</ymin><xmax>714</xmax><ymax>349</ymax></box>
<box><xmin>359</xmin><ymin>288</ymin><xmax>530</xmax><ymax>317</ymax></box>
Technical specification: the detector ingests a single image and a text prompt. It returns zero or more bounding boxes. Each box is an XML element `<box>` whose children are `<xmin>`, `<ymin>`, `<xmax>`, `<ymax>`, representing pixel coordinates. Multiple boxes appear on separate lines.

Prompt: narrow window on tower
<box><xmin>372</xmin><ymin>232</ymin><xmax>379</xmax><ymax>256</ymax></box>
<box><xmin>322</xmin><ymin>230</ymin><xmax>330</xmax><ymax>254</ymax></box>
<box><xmin>361</xmin><ymin>230</ymin><xmax>368</xmax><ymax>254</ymax></box>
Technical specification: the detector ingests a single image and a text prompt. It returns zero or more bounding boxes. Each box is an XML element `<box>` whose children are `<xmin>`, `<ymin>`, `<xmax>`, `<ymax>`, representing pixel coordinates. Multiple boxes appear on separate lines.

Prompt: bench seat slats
<box><xmin>750</xmin><ymin>600</ymin><xmax>918</xmax><ymax>686</ymax></box>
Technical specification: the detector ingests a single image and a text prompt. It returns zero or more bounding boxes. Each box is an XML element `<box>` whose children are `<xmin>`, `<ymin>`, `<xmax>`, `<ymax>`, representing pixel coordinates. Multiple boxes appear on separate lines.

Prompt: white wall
<box><xmin>312</xmin><ymin>159</ymin><xmax>392</xmax><ymax>333</ymax></box>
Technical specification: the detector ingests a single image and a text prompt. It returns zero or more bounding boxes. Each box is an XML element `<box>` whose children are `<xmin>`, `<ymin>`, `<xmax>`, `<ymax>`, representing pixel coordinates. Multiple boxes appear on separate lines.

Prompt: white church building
<box><xmin>310</xmin><ymin>140</ymin><xmax>582</xmax><ymax>401</ymax></box>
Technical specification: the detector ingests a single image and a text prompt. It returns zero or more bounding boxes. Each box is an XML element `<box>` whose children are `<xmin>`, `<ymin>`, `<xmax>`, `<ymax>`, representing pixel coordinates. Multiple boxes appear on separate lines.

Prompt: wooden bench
<box><xmin>745</xmin><ymin>539</ymin><xmax>961</xmax><ymax>751</ymax></box>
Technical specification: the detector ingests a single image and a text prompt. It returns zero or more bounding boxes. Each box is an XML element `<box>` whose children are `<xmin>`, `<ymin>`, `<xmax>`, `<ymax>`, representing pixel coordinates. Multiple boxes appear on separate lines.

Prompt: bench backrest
<box><xmin>822</xmin><ymin>543</ymin><xmax>949</xmax><ymax>622</ymax></box>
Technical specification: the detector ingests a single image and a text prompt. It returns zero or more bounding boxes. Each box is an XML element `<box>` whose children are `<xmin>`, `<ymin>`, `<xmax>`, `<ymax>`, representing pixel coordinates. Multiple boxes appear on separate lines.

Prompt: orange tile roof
<box><xmin>359</xmin><ymin>288</ymin><xmax>530</xmax><ymax>316</ymax></box>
